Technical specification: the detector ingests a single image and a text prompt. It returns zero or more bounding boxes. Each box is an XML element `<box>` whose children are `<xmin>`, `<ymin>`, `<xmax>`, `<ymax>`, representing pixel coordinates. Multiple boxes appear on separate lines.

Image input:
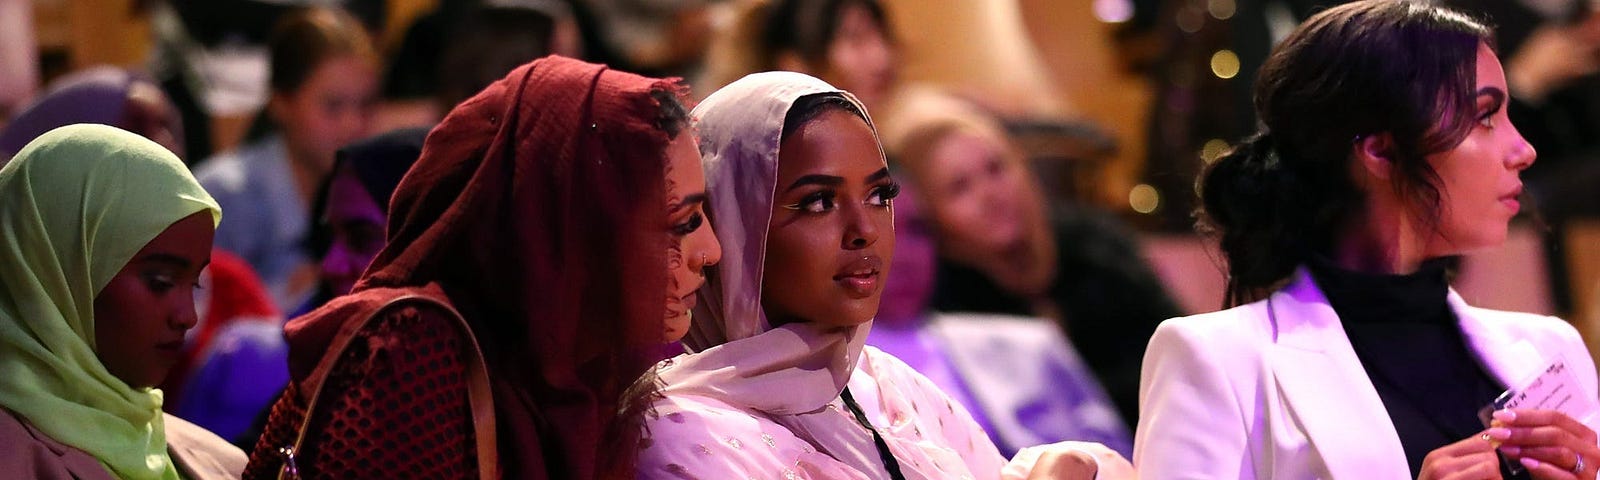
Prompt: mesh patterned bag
<box><xmin>243</xmin><ymin>293</ymin><xmax>498</xmax><ymax>480</ymax></box>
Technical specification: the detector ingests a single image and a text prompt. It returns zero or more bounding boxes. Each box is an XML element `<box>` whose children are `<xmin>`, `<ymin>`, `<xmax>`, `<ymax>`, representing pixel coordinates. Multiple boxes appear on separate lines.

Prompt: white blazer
<box><xmin>1134</xmin><ymin>269</ymin><xmax>1600</xmax><ymax>480</ymax></box>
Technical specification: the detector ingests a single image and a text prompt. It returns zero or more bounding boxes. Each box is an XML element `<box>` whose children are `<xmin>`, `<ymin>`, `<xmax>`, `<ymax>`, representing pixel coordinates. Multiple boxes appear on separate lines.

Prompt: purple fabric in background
<box><xmin>0</xmin><ymin>67</ymin><xmax>134</xmax><ymax>158</ymax></box>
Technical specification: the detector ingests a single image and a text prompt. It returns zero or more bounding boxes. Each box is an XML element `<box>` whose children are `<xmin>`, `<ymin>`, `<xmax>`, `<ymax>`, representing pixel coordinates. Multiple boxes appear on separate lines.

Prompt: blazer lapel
<box><xmin>1453</xmin><ymin>293</ymin><xmax>1544</xmax><ymax>392</ymax></box>
<box><xmin>1268</xmin><ymin>270</ymin><xmax>1411</xmax><ymax>479</ymax></box>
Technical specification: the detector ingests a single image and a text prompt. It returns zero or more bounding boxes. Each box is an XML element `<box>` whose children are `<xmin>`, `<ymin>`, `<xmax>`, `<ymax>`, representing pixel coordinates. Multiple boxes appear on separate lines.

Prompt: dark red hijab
<box><xmin>285</xmin><ymin>55</ymin><xmax>676</xmax><ymax>479</ymax></box>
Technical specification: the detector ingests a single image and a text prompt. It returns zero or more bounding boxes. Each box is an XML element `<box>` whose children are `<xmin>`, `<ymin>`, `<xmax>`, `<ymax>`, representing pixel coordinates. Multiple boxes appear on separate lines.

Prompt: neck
<box><xmin>949</xmin><ymin>232</ymin><xmax>1057</xmax><ymax>299</ymax></box>
<box><xmin>1331</xmin><ymin>206</ymin><xmax>1428</xmax><ymax>274</ymax></box>
<box><xmin>872</xmin><ymin>311</ymin><xmax>924</xmax><ymax>330</ymax></box>
<box><xmin>288</xmin><ymin>151</ymin><xmax>327</xmax><ymax>207</ymax></box>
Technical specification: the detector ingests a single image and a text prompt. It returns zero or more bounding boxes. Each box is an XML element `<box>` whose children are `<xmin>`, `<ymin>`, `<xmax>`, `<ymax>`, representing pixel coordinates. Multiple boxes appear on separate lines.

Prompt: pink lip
<box><xmin>1501</xmin><ymin>186</ymin><xmax>1523</xmax><ymax>212</ymax></box>
<box><xmin>834</xmin><ymin>256</ymin><xmax>884</xmax><ymax>299</ymax></box>
<box><xmin>681</xmin><ymin>290</ymin><xmax>698</xmax><ymax>311</ymax></box>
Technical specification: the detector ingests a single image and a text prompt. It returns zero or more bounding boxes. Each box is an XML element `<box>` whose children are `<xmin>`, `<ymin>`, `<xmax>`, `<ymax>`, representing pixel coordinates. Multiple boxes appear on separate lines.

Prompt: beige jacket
<box><xmin>0</xmin><ymin>407</ymin><xmax>246</xmax><ymax>479</ymax></box>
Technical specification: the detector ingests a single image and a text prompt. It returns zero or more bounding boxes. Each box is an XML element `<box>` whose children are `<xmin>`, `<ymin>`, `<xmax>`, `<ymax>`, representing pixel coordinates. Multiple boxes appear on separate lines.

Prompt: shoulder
<box><xmin>1138</xmin><ymin>300</ymin><xmax>1279</xmax><ymax>394</ymax></box>
<box><xmin>930</xmin><ymin>312</ymin><xmax>1062</xmax><ymax>347</ymax></box>
<box><xmin>1150</xmin><ymin>299</ymin><xmax>1276</xmax><ymax>351</ymax></box>
<box><xmin>1461</xmin><ymin>304</ymin><xmax>1580</xmax><ymax>340</ymax></box>
<box><xmin>638</xmin><ymin>394</ymin><xmax>818</xmax><ymax>477</ymax></box>
<box><xmin>0</xmin><ymin>407</ymin><xmax>110</xmax><ymax>479</ymax></box>
<box><xmin>1457</xmin><ymin>302</ymin><xmax>1587</xmax><ymax>361</ymax></box>
<box><xmin>194</xmin><ymin>139</ymin><xmax>284</xmax><ymax>196</ymax></box>
<box><xmin>162</xmin><ymin>414</ymin><xmax>247</xmax><ymax>479</ymax></box>
<box><xmin>193</xmin><ymin>150</ymin><xmax>251</xmax><ymax>196</ymax></box>
<box><xmin>858</xmin><ymin>345</ymin><xmax>940</xmax><ymax>390</ymax></box>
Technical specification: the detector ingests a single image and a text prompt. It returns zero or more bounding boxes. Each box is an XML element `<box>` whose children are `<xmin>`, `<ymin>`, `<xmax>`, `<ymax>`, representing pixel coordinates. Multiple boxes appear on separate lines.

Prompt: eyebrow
<box><xmin>785</xmin><ymin>174</ymin><xmax>844</xmax><ymax>192</ymax></box>
<box><xmin>671</xmin><ymin>193</ymin><xmax>709</xmax><ymax>211</ymax></box>
<box><xmin>1477</xmin><ymin>87</ymin><xmax>1506</xmax><ymax>105</ymax></box>
<box><xmin>783</xmin><ymin>167</ymin><xmax>894</xmax><ymax>193</ymax></box>
<box><xmin>865</xmin><ymin>168</ymin><xmax>891</xmax><ymax>184</ymax></box>
<box><xmin>137</xmin><ymin>253</ymin><xmax>209</xmax><ymax>271</ymax></box>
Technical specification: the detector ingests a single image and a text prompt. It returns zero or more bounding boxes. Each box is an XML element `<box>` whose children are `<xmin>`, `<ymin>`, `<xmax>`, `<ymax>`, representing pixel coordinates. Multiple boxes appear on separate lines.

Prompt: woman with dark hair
<box><xmin>243</xmin><ymin>55</ymin><xmax>722</xmax><ymax>479</ymax></box>
<box><xmin>701</xmin><ymin>0</ymin><xmax>897</xmax><ymax>109</ymax></box>
<box><xmin>195</xmin><ymin>6</ymin><xmax>379</xmax><ymax>311</ymax></box>
<box><xmin>636</xmin><ymin>71</ymin><xmax>1129</xmax><ymax>480</ymax></box>
<box><xmin>1136</xmin><ymin>2</ymin><xmax>1599</xmax><ymax>478</ymax></box>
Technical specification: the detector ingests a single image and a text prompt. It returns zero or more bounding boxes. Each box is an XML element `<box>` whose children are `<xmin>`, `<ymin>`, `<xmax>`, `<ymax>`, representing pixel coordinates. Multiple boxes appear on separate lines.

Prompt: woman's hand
<box><xmin>1002</xmin><ymin>441</ymin><xmax>1134</xmax><ymax>480</ymax></box>
<box><xmin>1024</xmin><ymin>449</ymin><xmax>1098</xmax><ymax>480</ymax></box>
<box><xmin>1418</xmin><ymin>432</ymin><xmax>1502</xmax><ymax>480</ymax></box>
<box><xmin>1491</xmin><ymin>409</ymin><xmax>1600</xmax><ymax>480</ymax></box>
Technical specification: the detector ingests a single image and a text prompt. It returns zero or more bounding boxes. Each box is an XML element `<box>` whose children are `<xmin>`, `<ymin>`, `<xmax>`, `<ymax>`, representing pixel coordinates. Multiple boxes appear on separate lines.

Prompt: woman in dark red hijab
<box><xmin>244</xmin><ymin>55</ymin><xmax>721</xmax><ymax>479</ymax></box>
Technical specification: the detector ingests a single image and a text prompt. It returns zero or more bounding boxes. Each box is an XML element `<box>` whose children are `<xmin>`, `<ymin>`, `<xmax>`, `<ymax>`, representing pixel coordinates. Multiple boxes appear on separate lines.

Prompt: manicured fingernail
<box><xmin>1521</xmin><ymin>457</ymin><xmax>1543</xmax><ymax>469</ymax></box>
<box><xmin>1494</xmin><ymin>410</ymin><xmax>1517</xmax><ymax>423</ymax></box>
<box><xmin>1500</xmin><ymin>445</ymin><xmax>1521</xmax><ymax>456</ymax></box>
<box><xmin>1487</xmin><ymin>428</ymin><xmax>1512</xmax><ymax>440</ymax></box>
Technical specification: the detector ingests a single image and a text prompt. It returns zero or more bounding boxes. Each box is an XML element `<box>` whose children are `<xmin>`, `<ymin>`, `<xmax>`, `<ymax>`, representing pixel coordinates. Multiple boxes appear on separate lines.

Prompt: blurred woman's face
<box><xmin>821</xmin><ymin>4</ymin><xmax>896</xmax><ymax>108</ymax></box>
<box><xmin>918</xmin><ymin>130</ymin><xmax>1034</xmax><ymax>256</ymax></box>
<box><xmin>664</xmin><ymin>134</ymin><xmax>722</xmax><ymax>342</ymax></box>
<box><xmin>762</xmin><ymin>109</ymin><xmax>897</xmax><ymax>328</ymax></box>
<box><xmin>877</xmin><ymin>181</ymin><xmax>936</xmax><ymax>322</ymax></box>
<box><xmin>272</xmin><ymin>55</ymin><xmax>377</xmax><ymax>173</ymax></box>
<box><xmin>122</xmin><ymin>82</ymin><xmax>186</xmax><ymax>160</ymax></box>
<box><xmin>320</xmin><ymin>165</ymin><xmax>386</xmax><ymax>297</ymax></box>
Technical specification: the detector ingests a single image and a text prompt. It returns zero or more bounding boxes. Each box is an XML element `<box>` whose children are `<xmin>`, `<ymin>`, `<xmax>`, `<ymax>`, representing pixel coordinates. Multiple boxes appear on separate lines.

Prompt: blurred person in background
<box><xmin>869</xmin><ymin>178</ymin><xmax>1133</xmax><ymax>457</ymax></box>
<box><xmin>194</xmin><ymin>6</ymin><xmax>379</xmax><ymax>312</ymax></box>
<box><xmin>0</xmin><ymin>67</ymin><xmax>185</xmax><ymax>161</ymax></box>
<box><xmin>882</xmin><ymin>89</ymin><xmax>1180</xmax><ymax>426</ymax></box>
<box><xmin>0</xmin><ymin>0</ymin><xmax>37</xmax><ymax>129</ymax></box>
<box><xmin>173</xmin><ymin>128</ymin><xmax>428</xmax><ymax>449</ymax></box>
<box><xmin>700</xmin><ymin>0</ymin><xmax>898</xmax><ymax>111</ymax></box>
<box><xmin>300</xmin><ymin>127</ymin><xmax>429</xmax><ymax>314</ymax></box>
<box><xmin>377</xmin><ymin>0</ymin><xmax>576</xmax><ymax>130</ymax></box>
<box><xmin>143</xmin><ymin>0</ymin><xmax>385</xmax><ymax>163</ymax></box>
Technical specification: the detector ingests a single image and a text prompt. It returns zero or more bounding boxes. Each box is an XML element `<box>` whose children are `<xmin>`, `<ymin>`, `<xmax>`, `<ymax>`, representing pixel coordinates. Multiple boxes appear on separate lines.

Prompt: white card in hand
<box><xmin>1484</xmin><ymin>355</ymin><xmax>1599</xmax><ymax>425</ymax></box>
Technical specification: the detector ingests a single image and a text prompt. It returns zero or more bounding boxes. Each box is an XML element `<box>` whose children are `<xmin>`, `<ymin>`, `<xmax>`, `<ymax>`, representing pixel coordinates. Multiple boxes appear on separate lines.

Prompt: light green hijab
<box><xmin>0</xmin><ymin>124</ymin><xmax>221</xmax><ymax>480</ymax></box>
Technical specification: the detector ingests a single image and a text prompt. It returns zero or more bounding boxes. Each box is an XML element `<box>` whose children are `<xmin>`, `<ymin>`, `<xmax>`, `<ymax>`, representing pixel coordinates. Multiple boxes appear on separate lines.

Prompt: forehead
<box><xmin>1473</xmin><ymin>43</ymin><xmax>1504</xmax><ymax>88</ymax></box>
<box><xmin>776</xmin><ymin>110</ymin><xmax>882</xmax><ymax>178</ymax></box>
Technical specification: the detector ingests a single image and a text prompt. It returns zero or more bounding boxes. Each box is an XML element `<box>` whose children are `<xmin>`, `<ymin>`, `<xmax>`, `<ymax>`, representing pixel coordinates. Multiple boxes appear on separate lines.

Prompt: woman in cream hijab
<box><xmin>0</xmin><ymin>124</ymin><xmax>244</xmax><ymax>479</ymax></box>
<box><xmin>635</xmin><ymin>72</ymin><xmax>1130</xmax><ymax>479</ymax></box>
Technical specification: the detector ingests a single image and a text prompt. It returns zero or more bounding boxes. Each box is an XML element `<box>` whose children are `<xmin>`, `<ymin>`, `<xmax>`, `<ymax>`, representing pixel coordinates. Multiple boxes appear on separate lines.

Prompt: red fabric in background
<box><xmin>161</xmin><ymin>249</ymin><xmax>279</xmax><ymax>410</ymax></box>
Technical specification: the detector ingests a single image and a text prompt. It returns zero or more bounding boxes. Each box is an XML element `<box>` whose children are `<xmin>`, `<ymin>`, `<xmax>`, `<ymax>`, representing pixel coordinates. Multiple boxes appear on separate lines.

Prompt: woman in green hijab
<box><xmin>0</xmin><ymin>124</ymin><xmax>246</xmax><ymax>479</ymax></box>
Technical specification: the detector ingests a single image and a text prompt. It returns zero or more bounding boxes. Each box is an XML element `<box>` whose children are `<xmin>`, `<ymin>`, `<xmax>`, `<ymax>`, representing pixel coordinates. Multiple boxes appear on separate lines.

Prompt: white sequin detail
<box><xmin>725</xmin><ymin>437</ymin><xmax>743</xmax><ymax>449</ymax></box>
<box><xmin>762</xmin><ymin>433</ymin><xmax>777</xmax><ymax>448</ymax></box>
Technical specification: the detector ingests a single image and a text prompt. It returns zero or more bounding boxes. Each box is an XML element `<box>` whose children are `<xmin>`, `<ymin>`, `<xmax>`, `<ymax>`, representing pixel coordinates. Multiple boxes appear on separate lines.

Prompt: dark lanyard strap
<box><xmin>840</xmin><ymin>387</ymin><xmax>909</xmax><ymax>480</ymax></box>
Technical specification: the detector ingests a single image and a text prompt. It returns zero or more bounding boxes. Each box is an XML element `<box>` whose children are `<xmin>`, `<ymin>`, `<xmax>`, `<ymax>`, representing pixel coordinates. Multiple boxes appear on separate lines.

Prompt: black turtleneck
<box><xmin>1307</xmin><ymin>257</ymin><xmax>1527</xmax><ymax>479</ymax></box>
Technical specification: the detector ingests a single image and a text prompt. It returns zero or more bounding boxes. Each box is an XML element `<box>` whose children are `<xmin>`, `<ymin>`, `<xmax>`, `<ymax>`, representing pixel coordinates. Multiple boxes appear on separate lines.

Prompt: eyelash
<box><xmin>1477</xmin><ymin>99</ymin><xmax>1504</xmax><ymax>129</ymax></box>
<box><xmin>782</xmin><ymin>183</ymin><xmax>901</xmax><ymax>213</ymax></box>
<box><xmin>144</xmin><ymin>273</ymin><xmax>176</xmax><ymax>293</ymax></box>
<box><xmin>143</xmin><ymin>271</ymin><xmax>202</xmax><ymax>294</ymax></box>
<box><xmin>672</xmin><ymin>212</ymin><xmax>704</xmax><ymax>236</ymax></box>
